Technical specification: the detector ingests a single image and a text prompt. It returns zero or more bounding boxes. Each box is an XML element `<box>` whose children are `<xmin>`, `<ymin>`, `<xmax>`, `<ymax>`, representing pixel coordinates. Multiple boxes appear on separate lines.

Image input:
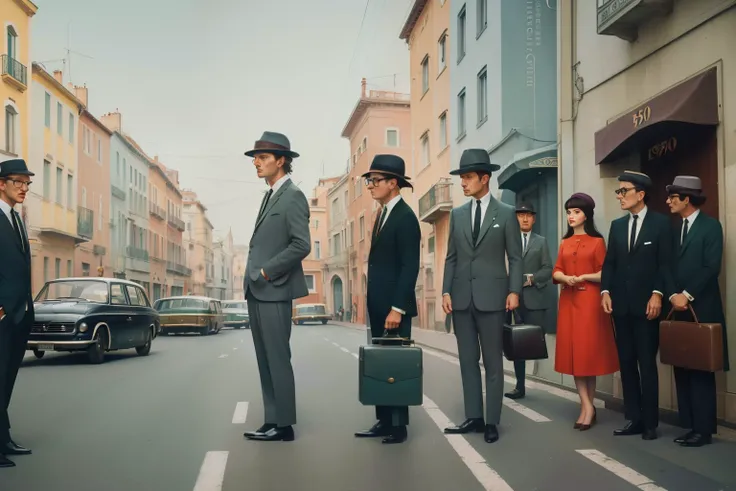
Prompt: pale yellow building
<box><xmin>558</xmin><ymin>0</ymin><xmax>736</xmax><ymax>425</ymax></box>
<box><xmin>27</xmin><ymin>66</ymin><xmax>84</xmax><ymax>293</ymax></box>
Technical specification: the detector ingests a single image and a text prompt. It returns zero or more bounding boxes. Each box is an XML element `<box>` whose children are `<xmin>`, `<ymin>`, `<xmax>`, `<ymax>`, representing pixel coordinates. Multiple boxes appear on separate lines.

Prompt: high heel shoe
<box><xmin>579</xmin><ymin>409</ymin><xmax>596</xmax><ymax>431</ymax></box>
<box><xmin>573</xmin><ymin>422</ymin><xmax>582</xmax><ymax>429</ymax></box>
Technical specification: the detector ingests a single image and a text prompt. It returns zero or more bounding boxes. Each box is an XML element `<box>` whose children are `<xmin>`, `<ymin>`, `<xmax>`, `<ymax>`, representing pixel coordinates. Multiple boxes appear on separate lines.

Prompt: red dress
<box><xmin>553</xmin><ymin>234</ymin><xmax>619</xmax><ymax>376</ymax></box>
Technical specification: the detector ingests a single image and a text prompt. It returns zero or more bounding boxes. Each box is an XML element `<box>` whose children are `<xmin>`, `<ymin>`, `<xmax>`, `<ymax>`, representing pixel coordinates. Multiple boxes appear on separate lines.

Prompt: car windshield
<box><xmin>223</xmin><ymin>301</ymin><xmax>247</xmax><ymax>310</ymax></box>
<box><xmin>155</xmin><ymin>298</ymin><xmax>209</xmax><ymax>310</ymax></box>
<box><xmin>37</xmin><ymin>280</ymin><xmax>109</xmax><ymax>303</ymax></box>
<box><xmin>297</xmin><ymin>305</ymin><xmax>326</xmax><ymax>315</ymax></box>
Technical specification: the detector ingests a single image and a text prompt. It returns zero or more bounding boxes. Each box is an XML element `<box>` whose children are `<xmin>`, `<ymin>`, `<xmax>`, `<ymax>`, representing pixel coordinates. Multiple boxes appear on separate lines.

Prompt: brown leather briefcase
<box><xmin>659</xmin><ymin>306</ymin><xmax>724</xmax><ymax>372</ymax></box>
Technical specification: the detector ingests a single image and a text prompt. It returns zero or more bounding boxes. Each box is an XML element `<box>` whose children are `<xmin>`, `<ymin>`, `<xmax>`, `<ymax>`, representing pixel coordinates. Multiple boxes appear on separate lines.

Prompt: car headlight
<box><xmin>79</xmin><ymin>322</ymin><xmax>89</xmax><ymax>333</ymax></box>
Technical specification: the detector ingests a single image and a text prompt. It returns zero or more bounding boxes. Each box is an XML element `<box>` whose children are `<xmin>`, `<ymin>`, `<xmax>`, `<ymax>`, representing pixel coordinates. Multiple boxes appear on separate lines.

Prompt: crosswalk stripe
<box><xmin>575</xmin><ymin>449</ymin><xmax>668</xmax><ymax>490</ymax></box>
<box><xmin>232</xmin><ymin>402</ymin><xmax>249</xmax><ymax>424</ymax></box>
<box><xmin>193</xmin><ymin>451</ymin><xmax>229</xmax><ymax>491</ymax></box>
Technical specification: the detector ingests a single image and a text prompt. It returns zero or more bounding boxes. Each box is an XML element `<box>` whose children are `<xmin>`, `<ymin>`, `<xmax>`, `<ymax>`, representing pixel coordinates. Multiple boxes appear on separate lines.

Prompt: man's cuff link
<box><xmin>391</xmin><ymin>306</ymin><xmax>406</xmax><ymax>315</ymax></box>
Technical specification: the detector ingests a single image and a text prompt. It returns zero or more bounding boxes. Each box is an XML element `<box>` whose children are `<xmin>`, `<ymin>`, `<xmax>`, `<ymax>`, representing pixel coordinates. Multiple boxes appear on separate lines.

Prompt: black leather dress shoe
<box><xmin>484</xmin><ymin>425</ymin><xmax>499</xmax><ymax>443</ymax></box>
<box><xmin>642</xmin><ymin>429</ymin><xmax>658</xmax><ymax>441</ymax></box>
<box><xmin>680</xmin><ymin>433</ymin><xmax>712</xmax><ymax>447</ymax></box>
<box><xmin>355</xmin><ymin>421</ymin><xmax>390</xmax><ymax>438</ymax></box>
<box><xmin>444</xmin><ymin>418</ymin><xmax>485</xmax><ymax>434</ymax></box>
<box><xmin>382</xmin><ymin>426</ymin><xmax>407</xmax><ymax>445</ymax></box>
<box><xmin>0</xmin><ymin>454</ymin><xmax>14</xmax><ymax>468</ymax></box>
<box><xmin>504</xmin><ymin>389</ymin><xmax>526</xmax><ymax>400</ymax></box>
<box><xmin>243</xmin><ymin>423</ymin><xmax>276</xmax><ymax>438</ymax></box>
<box><xmin>674</xmin><ymin>431</ymin><xmax>695</xmax><ymax>444</ymax></box>
<box><xmin>246</xmin><ymin>426</ymin><xmax>294</xmax><ymax>442</ymax></box>
<box><xmin>0</xmin><ymin>441</ymin><xmax>31</xmax><ymax>455</ymax></box>
<box><xmin>613</xmin><ymin>421</ymin><xmax>643</xmax><ymax>436</ymax></box>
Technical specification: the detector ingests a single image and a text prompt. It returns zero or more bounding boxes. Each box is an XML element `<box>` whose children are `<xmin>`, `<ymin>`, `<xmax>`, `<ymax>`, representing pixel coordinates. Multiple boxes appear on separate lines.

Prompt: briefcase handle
<box><xmin>371</xmin><ymin>330</ymin><xmax>414</xmax><ymax>346</ymax></box>
<box><xmin>664</xmin><ymin>305</ymin><xmax>699</xmax><ymax>323</ymax></box>
<box><xmin>505</xmin><ymin>308</ymin><xmax>523</xmax><ymax>325</ymax></box>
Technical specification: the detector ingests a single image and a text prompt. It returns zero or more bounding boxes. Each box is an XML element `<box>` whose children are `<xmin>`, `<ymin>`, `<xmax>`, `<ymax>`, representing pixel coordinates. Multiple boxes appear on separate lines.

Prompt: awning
<box><xmin>497</xmin><ymin>144</ymin><xmax>558</xmax><ymax>192</ymax></box>
<box><xmin>594</xmin><ymin>67</ymin><xmax>719</xmax><ymax>165</ymax></box>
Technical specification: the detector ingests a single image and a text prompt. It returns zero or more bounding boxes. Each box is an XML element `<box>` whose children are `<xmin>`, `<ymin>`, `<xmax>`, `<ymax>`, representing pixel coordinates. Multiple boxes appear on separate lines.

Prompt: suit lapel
<box><xmin>0</xmin><ymin>212</ymin><xmax>23</xmax><ymax>255</ymax></box>
<box><xmin>372</xmin><ymin>199</ymin><xmax>404</xmax><ymax>250</ymax></box>
<box><xmin>631</xmin><ymin>213</ymin><xmax>651</xmax><ymax>253</ymax></box>
<box><xmin>461</xmin><ymin>202</ymin><xmax>474</xmax><ymax>247</ymax></box>
<box><xmin>522</xmin><ymin>232</ymin><xmax>536</xmax><ymax>257</ymax></box>
<box><xmin>679</xmin><ymin>215</ymin><xmax>702</xmax><ymax>256</ymax></box>
<box><xmin>475</xmin><ymin>196</ymin><xmax>499</xmax><ymax>246</ymax></box>
<box><xmin>252</xmin><ymin>180</ymin><xmax>290</xmax><ymax>235</ymax></box>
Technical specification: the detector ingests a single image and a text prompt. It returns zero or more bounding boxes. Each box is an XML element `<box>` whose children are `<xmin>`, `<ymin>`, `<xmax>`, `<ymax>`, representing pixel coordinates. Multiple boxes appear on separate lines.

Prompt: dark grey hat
<box><xmin>362</xmin><ymin>154</ymin><xmax>412</xmax><ymax>189</ymax></box>
<box><xmin>618</xmin><ymin>170</ymin><xmax>652</xmax><ymax>189</ymax></box>
<box><xmin>449</xmin><ymin>148</ymin><xmax>500</xmax><ymax>175</ymax></box>
<box><xmin>0</xmin><ymin>158</ymin><xmax>34</xmax><ymax>178</ymax></box>
<box><xmin>666</xmin><ymin>175</ymin><xmax>704</xmax><ymax>197</ymax></box>
<box><xmin>244</xmin><ymin>131</ymin><xmax>299</xmax><ymax>159</ymax></box>
<box><xmin>516</xmin><ymin>202</ymin><xmax>536</xmax><ymax>214</ymax></box>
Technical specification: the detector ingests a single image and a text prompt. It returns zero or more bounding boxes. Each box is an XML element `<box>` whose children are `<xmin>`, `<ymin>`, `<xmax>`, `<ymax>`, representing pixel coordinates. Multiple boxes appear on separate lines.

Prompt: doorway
<box><xmin>331</xmin><ymin>275</ymin><xmax>343</xmax><ymax>316</ymax></box>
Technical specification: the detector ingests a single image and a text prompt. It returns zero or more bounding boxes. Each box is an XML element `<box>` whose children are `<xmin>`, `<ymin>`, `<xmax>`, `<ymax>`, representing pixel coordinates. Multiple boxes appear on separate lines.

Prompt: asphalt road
<box><xmin>3</xmin><ymin>323</ymin><xmax>735</xmax><ymax>491</ymax></box>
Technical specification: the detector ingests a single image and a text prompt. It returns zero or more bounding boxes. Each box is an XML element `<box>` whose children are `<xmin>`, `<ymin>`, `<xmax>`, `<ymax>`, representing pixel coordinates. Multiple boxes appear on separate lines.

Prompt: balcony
<box><xmin>77</xmin><ymin>207</ymin><xmax>94</xmax><ymax>240</ymax></box>
<box><xmin>126</xmin><ymin>245</ymin><xmax>149</xmax><ymax>262</ymax></box>
<box><xmin>166</xmin><ymin>261</ymin><xmax>192</xmax><ymax>277</ymax></box>
<box><xmin>111</xmin><ymin>184</ymin><xmax>126</xmax><ymax>200</ymax></box>
<box><xmin>168</xmin><ymin>215</ymin><xmax>185</xmax><ymax>231</ymax></box>
<box><xmin>125</xmin><ymin>246</ymin><xmax>149</xmax><ymax>273</ymax></box>
<box><xmin>149</xmin><ymin>203</ymin><xmax>165</xmax><ymax>220</ymax></box>
<box><xmin>418</xmin><ymin>179</ymin><xmax>453</xmax><ymax>224</ymax></box>
<box><xmin>597</xmin><ymin>0</ymin><xmax>673</xmax><ymax>42</ymax></box>
<box><xmin>1</xmin><ymin>55</ymin><xmax>27</xmax><ymax>91</ymax></box>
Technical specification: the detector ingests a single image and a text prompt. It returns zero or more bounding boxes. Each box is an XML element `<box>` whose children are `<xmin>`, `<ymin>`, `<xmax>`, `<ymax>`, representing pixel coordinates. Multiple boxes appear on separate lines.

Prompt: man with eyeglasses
<box><xmin>0</xmin><ymin>158</ymin><xmax>35</xmax><ymax>468</ymax></box>
<box><xmin>601</xmin><ymin>170</ymin><xmax>675</xmax><ymax>441</ymax></box>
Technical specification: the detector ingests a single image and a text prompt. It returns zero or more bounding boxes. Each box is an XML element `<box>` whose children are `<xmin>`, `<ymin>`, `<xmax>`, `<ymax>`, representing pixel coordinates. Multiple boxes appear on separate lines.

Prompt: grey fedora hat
<box><xmin>449</xmin><ymin>148</ymin><xmax>500</xmax><ymax>175</ymax></box>
<box><xmin>244</xmin><ymin>131</ymin><xmax>300</xmax><ymax>159</ymax></box>
<box><xmin>666</xmin><ymin>175</ymin><xmax>704</xmax><ymax>197</ymax></box>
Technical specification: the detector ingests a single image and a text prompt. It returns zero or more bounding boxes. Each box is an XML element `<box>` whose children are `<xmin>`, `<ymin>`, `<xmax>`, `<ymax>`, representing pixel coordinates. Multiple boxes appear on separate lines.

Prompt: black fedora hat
<box><xmin>361</xmin><ymin>154</ymin><xmax>412</xmax><ymax>189</ymax></box>
<box><xmin>449</xmin><ymin>148</ymin><xmax>500</xmax><ymax>175</ymax></box>
<box><xmin>516</xmin><ymin>202</ymin><xmax>536</xmax><ymax>214</ymax></box>
<box><xmin>244</xmin><ymin>131</ymin><xmax>300</xmax><ymax>159</ymax></box>
<box><xmin>0</xmin><ymin>158</ymin><xmax>34</xmax><ymax>178</ymax></box>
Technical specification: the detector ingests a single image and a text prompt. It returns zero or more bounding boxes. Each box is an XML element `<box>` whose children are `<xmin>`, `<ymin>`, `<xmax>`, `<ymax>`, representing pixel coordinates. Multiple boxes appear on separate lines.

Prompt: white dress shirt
<box><xmin>378</xmin><ymin>194</ymin><xmax>406</xmax><ymax>315</ymax></box>
<box><xmin>671</xmin><ymin>208</ymin><xmax>701</xmax><ymax>302</ymax></box>
<box><xmin>627</xmin><ymin>205</ymin><xmax>647</xmax><ymax>251</ymax></box>
<box><xmin>470</xmin><ymin>190</ymin><xmax>491</xmax><ymax>229</ymax></box>
<box><xmin>270</xmin><ymin>174</ymin><xmax>291</xmax><ymax>193</ymax></box>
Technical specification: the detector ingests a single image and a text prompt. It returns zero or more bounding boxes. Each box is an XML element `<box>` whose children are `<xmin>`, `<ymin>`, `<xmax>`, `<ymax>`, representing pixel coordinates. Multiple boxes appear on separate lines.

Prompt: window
<box><xmin>57</xmin><ymin>102</ymin><xmax>63</xmax><ymax>136</ymax></box>
<box><xmin>98</xmin><ymin>196</ymin><xmax>103</xmax><ymax>230</ymax></box>
<box><xmin>43</xmin><ymin>160</ymin><xmax>50</xmax><ymax>199</ymax></box>
<box><xmin>68</xmin><ymin>113</ymin><xmax>74</xmax><ymax>144</ymax></box>
<box><xmin>477</xmin><ymin>0</ymin><xmax>487</xmax><ymax>37</ymax></box>
<box><xmin>81</xmin><ymin>187</ymin><xmax>87</xmax><ymax>208</ymax></box>
<box><xmin>457</xmin><ymin>89</ymin><xmax>467</xmax><ymax>138</ymax></box>
<box><xmin>305</xmin><ymin>274</ymin><xmax>316</xmax><ymax>292</ymax></box>
<box><xmin>359</xmin><ymin>215</ymin><xmax>365</xmax><ymax>240</ymax></box>
<box><xmin>110</xmin><ymin>284</ymin><xmax>127</xmax><ymax>305</ymax></box>
<box><xmin>67</xmin><ymin>174</ymin><xmax>73</xmax><ymax>209</ymax></box>
<box><xmin>457</xmin><ymin>5</ymin><xmax>467</xmax><ymax>61</ymax></box>
<box><xmin>477</xmin><ymin>66</ymin><xmax>488</xmax><ymax>125</ymax></box>
<box><xmin>420</xmin><ymin>132</ymin><xmax>430</xmax><ymax>168</ymax></box>
<box><xmin>6</xmin><ymin>27</ymin><xmax>17</xmax><ymax>60</ymax></box>
<box><xmin>439</xmin><ymin>112</ymin><xmax>448</xmax><ymax>149</ymax></box>
<box><xmin>4</xmin><ymin>105</ymin><xmax>16</xmax><ymax>154</ymax></box>
<box><xmin>67</xmin><ymin>260</ymin><xmax>72</xmax><ymax>277</ymax></box>
<box><xmin>421</xmin><ymin>55</ymin><xmax>429</xmax><ymax>93</ymax></box>
<box><xmin>428</xmin><ymin>236</ymin><xmax>436</xmax><ymax>253</ymax></box>
<box><xmin>438</xmin><ymin>33</ymin><xmax>447</xmax><ymax>73</ymax></box>
<box><xmin>55</xmin><ymin>258</ymin><xmax>61</xmax><ymax>279</ymax></box>
<box><xmin>55</xmin><ymin>167</ymin><xmax>63</xmax><ymax>204</ymax></box>
<box><xmin>314</xmin><ymin>241</ymin><xmax>321</xmax><ymax>260</ymax></box>
<box><xmin>43</xmin><ymin>257</ymin><xmax>49</xmax><ymax>283</ymax></box>
<box><xmin>44</xmin><ymin>93</ymin><xmax>50</xmax><ymax>127</ymax></box>
<box><xmin>386</xmin><ymin>128</ymin><xmax>399</xmax><ymax>147</ymax></box>
<box><xmin>98</xmin><ymin>139</ymin><xmax>102</xmax><ymax>162</ymax></box>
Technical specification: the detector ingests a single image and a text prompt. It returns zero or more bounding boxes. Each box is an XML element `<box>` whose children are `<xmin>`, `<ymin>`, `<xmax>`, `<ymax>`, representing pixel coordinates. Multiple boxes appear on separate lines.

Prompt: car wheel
<box><xmin>322</xmin><ymin>320</ymin><xmax>328</xmax><ymax>325</ymax></box>
<box><xmin>87</xmin><ymin>327</ymin><xmax>108</xmax><ymax>364</ymax></box>
<box><xmin>33</xmin><ymin>349</ymin><xmax>45</xmax><ymax>359</ymax></box>
<box><xmin>200</xmin><ymin>326</ymin><xmax>209</xmax><ymax>336</ymax></box>
<box><xmin>136</xmin><ymin>328</ymin><xmax>153</xmax><ymax>356</ymax></box>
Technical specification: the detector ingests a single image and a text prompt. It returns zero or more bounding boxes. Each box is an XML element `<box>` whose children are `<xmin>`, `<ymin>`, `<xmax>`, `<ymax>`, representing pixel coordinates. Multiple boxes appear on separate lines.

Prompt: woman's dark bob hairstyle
<box><xmin>563</xmin><ymin>194</ymin><xmax>604</xmax><ymax>239</ymax></box>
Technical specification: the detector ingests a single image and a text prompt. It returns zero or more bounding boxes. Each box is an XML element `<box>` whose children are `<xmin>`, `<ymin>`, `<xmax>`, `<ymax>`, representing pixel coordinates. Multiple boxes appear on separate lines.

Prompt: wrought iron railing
<box><xmin>77</xmin><ymin>207</ymin><xmax>94</xmax><ymax>239</ymax></box>
<box><xmin>1</xmin><ymin>55</ymin><xmax>27</xmax><ymax>86</ymax></box>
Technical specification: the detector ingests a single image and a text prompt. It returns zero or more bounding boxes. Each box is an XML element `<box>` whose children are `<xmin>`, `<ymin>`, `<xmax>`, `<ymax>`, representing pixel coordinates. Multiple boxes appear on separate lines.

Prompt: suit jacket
<box><xmin>366</xmin><ymin>198</ymin><xmax>421</xmax><ymax>328</ymax></box>
<box><xmin>442</xmin><ymin>195</ymin><xmax>523</xmax><ymax>312</ymax></box>
<box><xmin>671</xmin><ymin>212</ymin><xmax>729</xmax><ymax>371</ymax></box>
<box><xmin>521</xmin><ymin>232</ymin><xmax>553</xmax><ymax>311</ymax></box>
<box><xmin>0</xmin><ymin>208</ymin><xmax>33</xmax><ymax>325</ymax></box>
<box><xmin>244</xmin><ymin>179</ymin><xmax>311</xmax><ymax>302</ymax></box>
<box><xmin>601</xmin><ymin>210</ymin><xmax>675</xmax><ymax>317</ymax></box>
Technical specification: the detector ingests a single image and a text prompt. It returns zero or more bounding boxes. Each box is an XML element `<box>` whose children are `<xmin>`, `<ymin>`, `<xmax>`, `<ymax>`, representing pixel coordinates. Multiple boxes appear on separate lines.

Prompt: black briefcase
<box><xmin>358</xmin><ymin>332</ymin><xmax>423</xmax><ymax>407</ymax></box>
<box><xmin>502</xmin><ymin>310</ymin><xmax>548</xmax><ymax>361</ymax></box>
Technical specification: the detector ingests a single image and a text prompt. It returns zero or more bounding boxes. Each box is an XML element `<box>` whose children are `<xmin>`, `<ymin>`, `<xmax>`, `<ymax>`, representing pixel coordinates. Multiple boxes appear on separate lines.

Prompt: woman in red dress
<box><xmin>553</xmin><ymin>193</ymin><xmax>619</xmax><ymax>430</ymax></box>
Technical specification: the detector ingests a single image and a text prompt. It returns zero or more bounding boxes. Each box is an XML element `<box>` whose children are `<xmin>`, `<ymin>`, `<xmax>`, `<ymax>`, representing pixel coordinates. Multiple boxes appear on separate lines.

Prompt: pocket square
<box><xmin>644</xmin><ymin>241</ymin><xmax>652</xmax><ymax>245</ymax></box>
<box><xmin>493</xmin><ymin>224</ymin><xmax>500</xmax><ymax>228</ymax></box>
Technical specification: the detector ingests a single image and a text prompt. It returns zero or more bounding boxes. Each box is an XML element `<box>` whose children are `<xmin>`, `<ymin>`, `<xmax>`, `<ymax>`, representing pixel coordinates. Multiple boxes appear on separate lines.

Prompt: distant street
<box><xmin>3</xmin><ymin>324</ymin><xmax>735</xmax><ymax>491</ymax></box>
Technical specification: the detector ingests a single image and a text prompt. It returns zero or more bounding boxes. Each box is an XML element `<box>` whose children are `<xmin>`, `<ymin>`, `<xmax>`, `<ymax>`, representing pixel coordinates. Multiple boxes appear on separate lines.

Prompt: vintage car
<box><xmin>222</xmin><ymin>300</ymin><xmax>249</xmax><ymax>329</ymax></box>
<box><xmin>292</xmin><ymin>303</ymin><xmax>331</xmax><ymax>325</ymax></box>
<box><xmin>154</xmin><ymin>296</ymin><xmax>224</xmax><ymax>336</ymax></box>
<box><xmin>27</xmin><ymin>277</ymin><xmax>160</xmax><ymax>364</ymax></box>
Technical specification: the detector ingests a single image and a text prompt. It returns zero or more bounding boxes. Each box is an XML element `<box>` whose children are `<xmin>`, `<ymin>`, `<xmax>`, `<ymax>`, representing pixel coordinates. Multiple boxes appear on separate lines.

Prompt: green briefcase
<box><xmin>358</xmin><ymin>336</ymin><xmax>423</xmax><ymax>407</ymax></box>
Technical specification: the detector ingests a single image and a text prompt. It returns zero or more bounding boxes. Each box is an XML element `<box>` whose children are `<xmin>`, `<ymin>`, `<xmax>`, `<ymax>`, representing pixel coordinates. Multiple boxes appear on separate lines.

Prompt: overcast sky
<box><xmin>31</xmin><ymin>0</ymin><xmax>413</xmax><ymax>244</ymax></box>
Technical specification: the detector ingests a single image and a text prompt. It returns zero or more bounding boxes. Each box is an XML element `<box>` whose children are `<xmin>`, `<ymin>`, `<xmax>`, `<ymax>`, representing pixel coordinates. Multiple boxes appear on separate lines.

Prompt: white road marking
<box><xmin>232</xmin><ymin>402</ymin><xmax>249</xmax><ymax>424</ymax></box>
<box><xmin>193</xmin><ymin>451</ymin><xmax>229</xmax><ymax>491</ymax></box>
<box><xmin>351</xmin><ymin>352</ymin><xmax>359</xmax><ymax>360</ymax></box>
<box><xmin>576</xmin><ymin>449</ymin><xmax>668</xmax><ymax>491</ymax></box>
<box><xmin>240</xmin><ymin>339</ymin><xmax>244</xmax><ymax>343</ymax></box>
<box><xmin>218</xmin><ymin>354</ymin><xmax>228</xmax><ymax>359</ymax></box>
<box><xmin>331</xmin><ymin>341</ymin><xmax>340</xmax><ymax>347</ymax></box>
<box><xmin>323</xmin><ymin>337</ymin><xmax>330</xmax><ymax>341</ymax></box>
<box><xmin>340</xmin><ymin>347</ymin><xmax>350</xmax><ymax>353</ymax></box>
<box><xmin>233</xmin><ymin>347</ymin><xmax>238</xmax><ymax>350</ymax></box>
<box><xmin>423</xmin><ymin>396</ymin><xmax>514</xmax><ymax>491</ymax></box>
<box><xmin>502</xmin><ymin>398</ymin><xmax>550</xmax><ymax>422</ymax></box>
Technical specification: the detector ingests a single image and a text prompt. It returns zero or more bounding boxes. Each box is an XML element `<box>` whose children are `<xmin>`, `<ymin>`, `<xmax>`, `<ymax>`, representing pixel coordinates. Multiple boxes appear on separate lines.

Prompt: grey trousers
<box><xmin>452</xmin><ymin>306</ymin><xmax>505</xmax><ymax>425</ymax></box>
<box><xmin>247</xmin><ymin>298</ymin><xmax>296</xmax><ymax>427</ymax></box>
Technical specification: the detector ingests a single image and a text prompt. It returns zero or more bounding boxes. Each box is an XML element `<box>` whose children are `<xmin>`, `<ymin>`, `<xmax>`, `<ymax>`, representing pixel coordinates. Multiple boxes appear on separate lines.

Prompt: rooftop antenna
<box><xmin>38</xmin><ymin>22</ymin><xmax>93</xmax><ymax>84</ymax></box>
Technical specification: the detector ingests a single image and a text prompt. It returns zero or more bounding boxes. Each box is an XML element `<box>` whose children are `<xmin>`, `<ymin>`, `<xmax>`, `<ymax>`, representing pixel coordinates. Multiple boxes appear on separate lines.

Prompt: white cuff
<box><xmin>391</xmin><ymin>306</ymin><xmax>406</xmax><ymax>315</ymax></box>
<box><xmin>601</xmin><ymin>290</ymin><xmax>610</xmax><ymax>296</ymax></box>
<box><xmin>683</xmin><ymin>290</ymin><xmax>694</xmax><ymax>302</ymax></box>
<box><xmin>652</xmin><ymin>290</ymin><xmax>663</xmax><ymax>297</ymax></box>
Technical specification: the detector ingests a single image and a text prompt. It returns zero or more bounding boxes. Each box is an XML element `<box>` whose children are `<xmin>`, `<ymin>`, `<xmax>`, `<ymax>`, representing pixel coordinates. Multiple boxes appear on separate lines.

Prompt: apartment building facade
<box><xmin>183</xmin><ymin>191</ymin><xmax>214</xmax><ymax>297</ymax></box>
<box><xmin>323</xmin><ymin>173</ymin><xmax>350</xmax><ymax>316</ymax></box>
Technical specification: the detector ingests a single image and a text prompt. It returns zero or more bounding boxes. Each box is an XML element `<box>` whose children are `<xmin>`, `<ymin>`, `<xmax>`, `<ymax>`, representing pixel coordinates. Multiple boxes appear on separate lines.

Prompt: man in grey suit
<box><xmin>505</xmin><ymin>202</ymin><xmax>552</xmax><ymax>400</ymax></box>
<box><xmin>241</xmin><ymin>131</ymin><xmax>311</xmax><ymax>442</ymax></box>
<box><xmin>442</xmin><ymin>149</ymin><xmax>523</xmax><ymax>443</ymax></box>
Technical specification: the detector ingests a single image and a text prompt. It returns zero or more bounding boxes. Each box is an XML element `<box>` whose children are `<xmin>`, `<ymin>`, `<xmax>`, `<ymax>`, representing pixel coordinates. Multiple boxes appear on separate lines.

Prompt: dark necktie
<box><xmin>257</xmin><ymin>189</ymin><xmax>273</xmax><ymax>221</ymax></box>
<box><xmin>373</xmin><ymin>206</ymin><xmax>388</xmax><ymax>239</ymax></box>
<box><xmin>629</xmin><ymin>214</ymin><xmax>638</xmax><ymax>251</ymax></box>
<box><xmin>681</xmin><ymin>218</ymin><xmax>689</xmax><ymax>245</ymax></box>
<box><xmin>523</xmin><ymin>233</ymin><xmax>528</xmax><ymax>252</ymax></box>
<box><xmin>11</xmin><ymin>209</ymin><xmax>25</xmax><ymax>252</ymax></box>
<box><xmin>472</xmin><ymin>200</ymin><xmax>482</xmax><ymax>243</ymax></box>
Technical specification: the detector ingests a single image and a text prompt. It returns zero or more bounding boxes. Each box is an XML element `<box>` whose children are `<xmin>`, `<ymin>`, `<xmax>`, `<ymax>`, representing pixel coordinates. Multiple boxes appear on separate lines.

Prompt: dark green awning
<box><xmin>497</xmin><ymin>144</ymin><xmax>558</xmax><ymax>192</ymax></box>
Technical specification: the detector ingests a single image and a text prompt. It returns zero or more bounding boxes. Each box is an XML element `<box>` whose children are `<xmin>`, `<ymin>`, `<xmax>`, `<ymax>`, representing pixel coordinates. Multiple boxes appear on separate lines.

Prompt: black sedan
<box><xmin>27</xmin><ymin>277</ymin><xmax>160</xmax><ymax>364</ymax></box>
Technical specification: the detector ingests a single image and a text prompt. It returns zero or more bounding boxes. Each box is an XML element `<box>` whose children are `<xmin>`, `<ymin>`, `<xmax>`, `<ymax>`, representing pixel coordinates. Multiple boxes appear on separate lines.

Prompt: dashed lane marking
<box><xmin>575</xmin><ymin>449</ymin><xmax>668</xmax><ymax>491</ymax></box>
<box><xmin>232</xmin><ymin>402</ymin><xmax>249</xmax><ymax>424</ymax></box>
<box><xmin>193</xmin><ymin>451</ymin><xmax>229</xmax><ymax>491</ymax></box>
<box><xmin>218</xmin><ymin>354</ymin><xmax>228</xmax><ymax>359</ymax></box>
